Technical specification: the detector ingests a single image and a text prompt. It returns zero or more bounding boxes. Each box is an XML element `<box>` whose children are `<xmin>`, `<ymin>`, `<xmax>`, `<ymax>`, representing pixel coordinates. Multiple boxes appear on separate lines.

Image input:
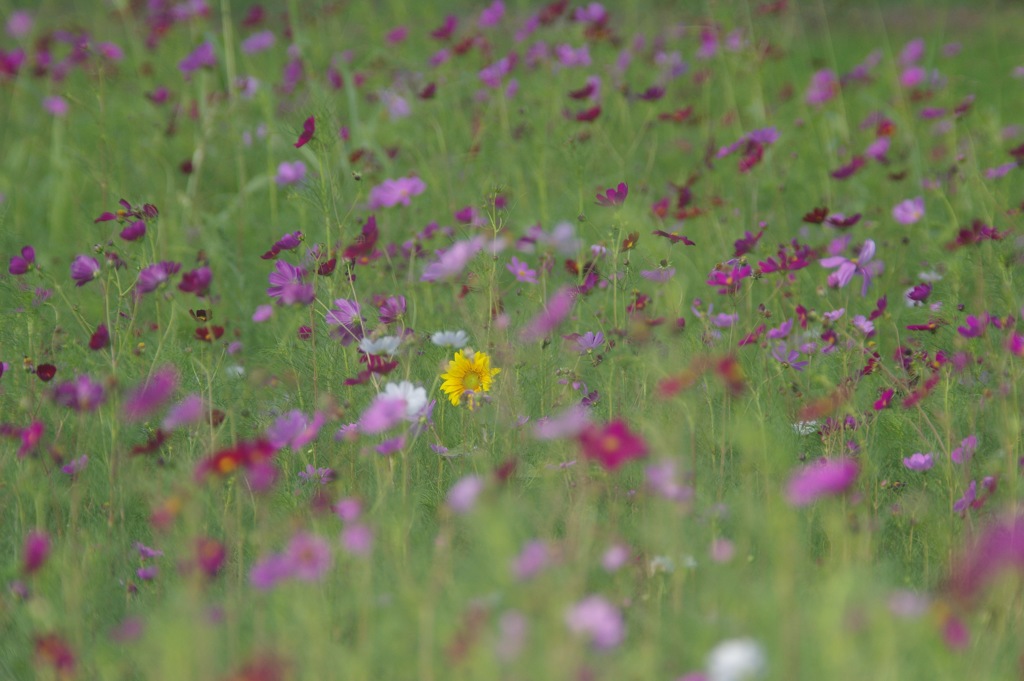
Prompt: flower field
<box><xmin>2</xmin><ymin>0</ymin><xmax>1024</xmax><ymax>678</ymax></box>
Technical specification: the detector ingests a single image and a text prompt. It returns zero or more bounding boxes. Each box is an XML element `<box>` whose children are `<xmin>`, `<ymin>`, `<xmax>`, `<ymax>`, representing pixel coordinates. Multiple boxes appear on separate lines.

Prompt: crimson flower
<box><xmin>577</xmin><ymin>420</ymin><xmax>648</xmax><ymax>470</ymax></box>
<box><xmin>595</xmin><ymin>182</ymin><xmax>628</xmax><ymax>206</ymax></box>
<box><xmin>294</xmin><ymin>116</ymin><xmax>315</xmax><ymax>148</ymax></box>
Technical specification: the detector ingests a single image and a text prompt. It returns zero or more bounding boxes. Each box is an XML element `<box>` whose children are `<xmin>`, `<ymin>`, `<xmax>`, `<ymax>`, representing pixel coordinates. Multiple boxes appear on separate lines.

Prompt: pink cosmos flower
<box><xmin>122</xmin><ymin>366</ymin><xmax>179</xmax><ymax>422</ymax></box>
<box><xmin>367</xmin><ymin>176</ymin><xmax>426</xmax><ymax>209</ymax></box>
<box><xmin>507</xmin><ymin>256</ymin><xmax>538</xmax><ymax>284</ymax></box>
<box><xmin>520</xmin><ymin>287</ymin><xmax>574</xmax><ymax>342</ymax></box>
<box><xmin>43</xmin><ymin>96</ymin><xmax>68</xmax><ymax>117</ymax></box>
<box><xmin>951</xmin><ymin>435</ymin><xmax>977</xmax><ymax>464</ymax></box>
<box><xmin>819</xmin><ymin>239</ymin><xmax>877</xmax><ymax>296</ymax></box>
<box><xmin>359</xmin><ymin>397</ymin><xmax>406</xmax><ymax>434</ymax></box>
<box><xmin>6</xmin><ymin>10</ymin><xmax>32</xmax><ymax>38</ymax></box>
<box><xmin>52</xmin><ymin>375</ymin><xmax>106</xmax><ymax>411</ymax></box>
<box><xmin>786</xmin><ymin>458</ymin><xmax>859</xmax><ymax>506</ymax></box>
<box><xmin>241</xmin><ymin>30</ymin><xmax>275</xmax><ymax>54</ymax></box>
<box><xmin>893</xmin><ymin>197</ymin><xmax>925</xmax><ymax>224</ymax></box>
<box><xmin>340</xmin><ymin>523</ymin><xmax>373</xmax><ymax>555</ymax></box>
<box><xmin>447</xmin><ymin>475</ymin><xmax>485</xmax><ymax>514</ymax></box>
<box><xmin>284</xmin><ymin>532</ymin><xmax>333</xmax><ymax>581</ymax></box>
<box><xmin>512</xmin><ymin>540</ymin><xmax>550</xmax><ymax>580</ymax></box>
<box><xmin>806</xmin><ymin>69</ymin><xmax>838</xmax><ymax>105</ymax></box>
<box><xmin>275</xmin><ymin>160</ymin><xmax>306</xmax><ymax>185</ymax></box>
<box><xmin>945</xmin><ymin>514</ymin><xmax>1024</xmax><ymax>604</ymax></box>
<box><xmin>267</xmin><ymin>410</ymin><xmax>325</xmax><ymax>451</ymax></box>
<box><xmin>565</xmin><ymin>595</ymin><xmax>624</xmax><ymax>649</ymax></box>
<box><xmin>420</xmin><ymin>236</ymin><xmax>485</xmax><ymax>282</ymax></box>
<box><xmin>162</xmin><ymin>394</ymin><xmax>205</xmax><ymax>431</ymax></box>
<box><xmin>903</xmin><ymin>453</ymin><xmax>934</xmax><ymax>471</ymax></box>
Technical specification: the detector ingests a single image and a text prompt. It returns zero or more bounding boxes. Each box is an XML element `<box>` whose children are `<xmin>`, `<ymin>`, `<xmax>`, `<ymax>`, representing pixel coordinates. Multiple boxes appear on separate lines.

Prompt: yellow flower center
<box><xmin>463</xmin><ymin>372</ymin><xmax>481</xmax><ymax>391</ymax></box>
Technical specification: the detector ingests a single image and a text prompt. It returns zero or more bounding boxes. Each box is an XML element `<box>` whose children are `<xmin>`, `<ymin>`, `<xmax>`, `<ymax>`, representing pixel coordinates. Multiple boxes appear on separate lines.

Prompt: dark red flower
<box><xmin>294</xmin><ymin>116</ymin><xmax>315</xmax><ymax>148</ymax></box>
<box><xmin>36</xmin><ymin>364</ymin><xmax>57</xmax><ymax>382</ymax></box>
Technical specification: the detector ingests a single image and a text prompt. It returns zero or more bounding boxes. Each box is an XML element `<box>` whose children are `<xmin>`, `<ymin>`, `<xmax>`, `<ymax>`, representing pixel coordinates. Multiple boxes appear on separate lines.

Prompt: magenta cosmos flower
<box><xmin>786</xmin><ymin>457</ymin><xmax>859</xmax><ymax>506</ymax></box>
<box><xmin>577</xmin><ymin>420</ymin><xmax>648</xmax><ymax>471</ymax></box>
<box><xmin>70</xmin><ymin>254</ymin><xmax>100</xmax><ymax>286</ymax></box>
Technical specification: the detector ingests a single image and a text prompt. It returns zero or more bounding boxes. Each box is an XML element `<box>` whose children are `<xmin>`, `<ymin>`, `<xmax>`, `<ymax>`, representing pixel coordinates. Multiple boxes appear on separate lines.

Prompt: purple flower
<box><xmin>951</xmin><ymin>435</ymin><xmax>977</xmax><ymax>464</ymax></box>
<box><xmin>520</xmin><ymin>287</ymin><xmax>575</xmax><ymax>342</ymax></box>
<box><xmin>572</xmin><ymin>331</ymin><xmax>604</xmax><ymax>354</ymax></box>
<box><xmin>640</xmin><ymin>268</ymin><xmax>675</xmax><ymax>282</ymax></box>
<box><xmin>786</xmin><ymin>458</ymin><xmax>859</xmax><ymax>506</ymax></box>
<box><xmin>23</xmin><ymin>530</ymin><xmax>51</xmax><ymax>574</ymax></box>
<box><xmin>162</xmin><ymin>394</ymin><xmax>205</xmax><ymax>430</ymax></box>
<box><xmin>9</xmin><ymin>245</ymin><xmax>35</xmax><ymax>275</ymax></box>
<box><xmin>595</xmin><ymin>182</ymin><xmax>628</xmax><ymax>207</ymax></box>
<box><xmin>134</xmin><ymin>542</ymin><xmax>163</xmax><ymax>559</ymax></box>
<box><xmin>819</xmin><ymin>239</ymin><xmax>877</xmax><ymax>296</ymax></box>
<box><xmin>70</xmin><ymin>255</ymin><xmax>100</xmax><ymax>286</ymax></box>
<box><xmin>447</xmin><ymin>475</ymin><xmax>485</xmax><ymax>514</ymax></box>
<box><xmin>533</xmin><ymin>405</ymin><xmax>591</xmax><ymax>440</ymax></box>
<box><xmin>420</xmin><ymin>237</ymin><xmax>485</xmax><ymax>282</ymax></box>
<box><xmin>565</xmin><ymin>595</ymin><xmax>624</xmax><ymax>649</ymax></box>
<box><xmin>771</xmin><ymin>343</ymin><xmax>808</xmax><ymax>371</ymax></box>
<box><xmin>340</xmin><ymin>523</ymin><xmax>374</xmax><ymax>555</ymax></box>
<box><xmin>953</xmin><ymin>481</ymin><xmax>977</xmax><ymax>514</ymax></box>
<box><xmin>178</xmin><ymin>267</ymin><xmax>212</xmax><ymax>296</ymax></box>
<box><xmin>512</xmin><ymin>540</ymin><xmax>550</xmax><ymax>580</ymax></box>
<box><xmin>903</xmin><ymin>452</ymin><xmax>934</xmax><ymax>471</ymax></box>
<box><xmin>706</xmin><ymin>264</ymin><xmax>752</xmax><ymax>295</ymax></box>
<box><xmin>284</xmin><ymin>533</ymin><xmax>333</xmax><ymax>581</ymax></box>
<box><xmin>250</xmin><ymin>554</ymin><xmax>293</xmax><ymax>590</ymax></box>
<box><xmin>52</xmin><ymin>375</ymin><xmax>106</xmax><ymax>411</ymax></box>
<box><xmin>241</xmin><ymin>30</ymin><xmax>275</xmax><ymax>54</ymax></box>
<box><xmin>266</xmin><ymin>260</ymin><xmax>311</xmax><ymax>304</ymax></box>
<box><xmin>60</xmin><ymin>455</ymin><xmax>88</xmax><ymax>476</ymax></box>
<box><xmin>43</xmin><ymin>96</ymin><xmax>68</xmax><ymax>117</ymax></box>
<box><xmin>367</xmin><ymin>177</ymin><xmax>426</xmax><ymax>209</ymax></box>
<box><xmin>179</xmin><ymin>42</ymin><xmax>216</xmax><ymax>75</ymax></box>
<box><xmin>275</xmin><ymin>161</ymin><xmax>306</xmax><ymax>185</ymax></box>
<box><xmin>478</xmin><ymin>0</ymin><xmax>505</xmax><ymax>28</ymax></box>
<box><xmin>893</xmin><ymin>197</ymin><xmax>925</xmax><ymax>225</ymax></box>
<box><xmin>119</xmin><ymin>220</ymin><xmax>146</xmax><ymax>241</ymax></box>
<box><xmin>507</xmin><ymin>256</ymin><xmax>538</xmax><ymax>284</ymax></box>
<box><xmin>296</xmin><ymin>465</ymin><xmax>331</xmax><ymax>485</ymax></box>
<box><xmin>359</xmin><ymin>397</ymin><xmax>406</xmax><ymax>434</ymax></box>
<box><xmin>122</xmin><ymin>366</ymin><xmax>178</xmax><ymax>422</ymax></box>
<box><xmin>806</xmin><ymin>69</ymin><xmax>838</xmax><ymax>105</ymax></box>
<box><xmin>267</xmin><ymin>410</ymin><xmax>326</xmax><ymax>451</ymax></box>
<box><xmin>377</xmin><ymin>296</ymin><xmax>406</xmax><ymax>324</ymax></box>
<box><xmin>325</xmin><ymin>298</ymin><xmax>363</xmax><ymax>344</ymax></box>
<box><xmin>137</xmin><ymin>261</ymin><xmax>181</xmax><ymax>294</ymax></box>
<box><xmin>945</xmin><ymin>514</ymin><xmax>1024</xmax><ymax>603</ymax></box>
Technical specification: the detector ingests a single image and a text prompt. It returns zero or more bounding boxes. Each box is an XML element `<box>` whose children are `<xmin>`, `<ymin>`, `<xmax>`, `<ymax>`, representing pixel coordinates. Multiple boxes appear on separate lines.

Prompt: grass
<box><xmin>1</xmin><ymin>0</ymin><xmax>1024</xmax><ymax>679</ymax></box>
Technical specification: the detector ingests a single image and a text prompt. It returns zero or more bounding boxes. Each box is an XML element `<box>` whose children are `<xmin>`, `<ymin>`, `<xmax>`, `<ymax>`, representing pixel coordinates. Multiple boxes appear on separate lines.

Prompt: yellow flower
<box><xmin>440</xmin><ymin>349</ymin><xmax>501</xmax><ymax>408</ymax></box>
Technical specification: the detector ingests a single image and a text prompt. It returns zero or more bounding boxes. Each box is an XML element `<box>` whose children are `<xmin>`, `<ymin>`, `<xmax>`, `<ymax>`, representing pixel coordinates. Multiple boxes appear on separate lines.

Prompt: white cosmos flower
<box><xmin>707</xmin><ymin>637</ymin><xmax>767</xmax><ymax>681</ymax></box>
<box><xmin>431</xmin><ymin>330</ymin><xmax>469</xmax><ymax>348</ymax></box>
<box><xmin>359</xmin><ymin>335</ymin><xmax>401</xmax><ymax>356</ymax></box>
<box><xmin>381</xmin><ymin>381</ymin><xmax>427</xmax><ymax>420</ymax></box>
